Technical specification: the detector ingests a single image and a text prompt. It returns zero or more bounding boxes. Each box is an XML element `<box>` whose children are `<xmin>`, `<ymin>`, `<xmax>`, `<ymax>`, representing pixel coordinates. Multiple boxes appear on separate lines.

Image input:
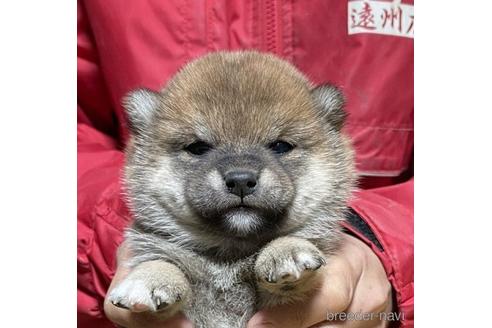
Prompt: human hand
<box><xmin>103</xmin><ymin>243</ymin><xmax>193</xmax><ymax>328</ymax></box>
<box><xmin>248</xmin><ymin>234</ymin><xmax>393</xmax><ymax>328</ymax></box>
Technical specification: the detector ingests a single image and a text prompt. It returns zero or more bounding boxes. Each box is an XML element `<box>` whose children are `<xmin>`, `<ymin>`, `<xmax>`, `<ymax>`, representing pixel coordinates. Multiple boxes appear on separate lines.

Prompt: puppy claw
<box><xmin>265</xmin><ymin>274</ymin><xmax>277</xmax><ymax>284</ymax></box>
<box><xmin>112</xmin><ymin>301</ymin><xmax>129</xmax><ymax>310</ymax></box>
<box><xmin>108</xmin><ymin>277</ymin><xmax>188</xmax><ymax>316</ymax></box>
<box><xmin>258</xmin><ymin>250</ymin><xmax>325</xmax><ymax>285</ymax></box>
<box><xmin>255</xmin><ymin>238</ymin><xmax>326</xmax><ymax>302</ymax></box>
<box><xmin>155</xmin><ymin>298</ymin><xmax>168</xmax><ymax>311</ymax></box>
<box><xmin>107</xmin><ymin>261</ymin><xmax>190</xmax><ymax>317</ymax></box>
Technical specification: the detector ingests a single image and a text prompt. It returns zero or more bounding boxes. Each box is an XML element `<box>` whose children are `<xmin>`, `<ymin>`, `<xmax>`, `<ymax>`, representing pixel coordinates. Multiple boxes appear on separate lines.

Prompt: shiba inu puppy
<box><xmin>108</xmin><ymin>51</ymin><xmax>356</xmax><ymax>328</ymax></box>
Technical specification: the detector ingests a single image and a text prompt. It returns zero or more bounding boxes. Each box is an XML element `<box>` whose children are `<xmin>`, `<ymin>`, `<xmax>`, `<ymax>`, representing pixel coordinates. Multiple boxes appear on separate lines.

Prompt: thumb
<box><xmin>247</xmin><ymin>266</ymin><xmax>354</xmax><ymax>328</ymax></box>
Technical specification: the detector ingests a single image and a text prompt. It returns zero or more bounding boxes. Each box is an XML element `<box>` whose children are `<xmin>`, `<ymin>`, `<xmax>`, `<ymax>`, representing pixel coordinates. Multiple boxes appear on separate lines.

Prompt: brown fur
<box><xmin>108</xmin><ymin>51</ymin><xmax>356</xmax><ymax>328</ymax></box>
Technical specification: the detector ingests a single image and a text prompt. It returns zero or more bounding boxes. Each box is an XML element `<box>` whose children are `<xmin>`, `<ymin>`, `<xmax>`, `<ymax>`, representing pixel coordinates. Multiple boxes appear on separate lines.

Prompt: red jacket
<box><xmin>77</xmin><ymin>0</ymin><xmax>414</xmax><ymax>327</ymax></box>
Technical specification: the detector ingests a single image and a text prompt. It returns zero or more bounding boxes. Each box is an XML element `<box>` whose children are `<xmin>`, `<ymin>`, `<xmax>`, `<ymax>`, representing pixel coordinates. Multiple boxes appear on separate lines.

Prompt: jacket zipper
<box><xmin>259</xmin><ymin>0</ymin><xmax>280</xmax><ymax>55</ymax></box>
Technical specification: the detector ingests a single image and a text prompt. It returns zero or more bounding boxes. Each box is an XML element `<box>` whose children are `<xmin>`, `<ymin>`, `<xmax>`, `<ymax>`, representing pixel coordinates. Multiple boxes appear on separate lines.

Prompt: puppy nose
<box><xmin>224</xmin><ymin>170</ymin><xmax>258</xmax><ymax>198</ymax></box>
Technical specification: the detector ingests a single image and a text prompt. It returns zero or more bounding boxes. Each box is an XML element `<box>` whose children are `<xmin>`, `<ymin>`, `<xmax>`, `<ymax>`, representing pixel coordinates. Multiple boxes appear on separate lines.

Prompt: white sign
<box><xmin>348</xmin><ymin>0</ymin><xmax>414</xmax><ymax>38</ymax></box>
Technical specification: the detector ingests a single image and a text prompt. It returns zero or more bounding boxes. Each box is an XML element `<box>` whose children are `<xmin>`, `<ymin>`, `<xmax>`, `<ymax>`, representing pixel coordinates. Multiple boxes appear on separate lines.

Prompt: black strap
<box><xmin>345</xmin><ymin>208</ymin><xmax>384</xmax><ymax>251</ymax></box>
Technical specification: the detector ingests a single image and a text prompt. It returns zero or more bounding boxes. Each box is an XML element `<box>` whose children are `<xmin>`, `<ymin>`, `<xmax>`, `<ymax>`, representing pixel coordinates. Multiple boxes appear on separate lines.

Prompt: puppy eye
<box><xmin>268</xmin><ymin>140</ymin><xmax>295</xmax><ymax>154</ymax></box>
<box><xmin>184</xmin><ymin>141</ymin><xmax>213</xmax><ymax>156</ymax></box>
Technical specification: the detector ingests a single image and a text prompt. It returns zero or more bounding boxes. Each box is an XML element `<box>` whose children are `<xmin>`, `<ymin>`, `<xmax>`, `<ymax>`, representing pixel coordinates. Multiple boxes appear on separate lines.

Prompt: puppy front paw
<box><xmin>108</xmin><ymin>261</ymin><xmax>190</xmax><ymax>318</ymax></box>
<box><xmin>255</xmin><ymin>237</ymin><xmax>326</xmax><ymax>305</ymax></box>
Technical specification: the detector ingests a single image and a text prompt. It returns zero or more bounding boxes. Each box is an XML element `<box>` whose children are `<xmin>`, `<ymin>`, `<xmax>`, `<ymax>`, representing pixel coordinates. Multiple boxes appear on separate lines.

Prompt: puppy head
<box><xmin>124</xmin><ymin>52</ymin><xmax>355</xmax><ymax>256</ymax></box>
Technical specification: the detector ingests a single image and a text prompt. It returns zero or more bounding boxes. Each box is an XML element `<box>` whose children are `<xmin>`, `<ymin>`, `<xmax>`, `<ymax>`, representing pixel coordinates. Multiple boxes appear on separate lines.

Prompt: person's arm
<box><xmin>346</xmin><ymin>179</ymin><xmax>414</xmax><ymax>328</ymax></box>
<box><xmin>78</xmin><ymin>2</ymin><xmax>128</xmax><ymax>325</ymax></box>
<box><xmin>77</xmin><ymin>121</ymin><xmax>127</xmax><ymax>328</ymax></box>
<box><xmin>103</xmin><ymin>243</ymin><xmax>193</xmax><ymax>328</ymax></box>
<box><xmin>248</xmin><ymin>180</ymin><xmax>414</xmax><ymax>328</ymax></box>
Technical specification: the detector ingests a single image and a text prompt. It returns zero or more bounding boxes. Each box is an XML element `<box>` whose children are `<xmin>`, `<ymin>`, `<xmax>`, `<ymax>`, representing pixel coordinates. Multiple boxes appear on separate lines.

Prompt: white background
<box><xmin>0</xmin><ymin>0</ymin><xmax>491</xmax><ymax>327</ymax></box>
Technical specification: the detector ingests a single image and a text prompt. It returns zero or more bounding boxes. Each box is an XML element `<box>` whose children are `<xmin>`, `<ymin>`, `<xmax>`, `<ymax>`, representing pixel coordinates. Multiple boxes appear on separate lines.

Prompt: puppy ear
<box><xmin>311</xmin><ymin>84</ymin><xmax>347</xmax><ymax>131</ymax></box>
<box><xmin>123</xmin><ymin>88</ymin><xmax>160</xmax><ymax>135</ymax></box>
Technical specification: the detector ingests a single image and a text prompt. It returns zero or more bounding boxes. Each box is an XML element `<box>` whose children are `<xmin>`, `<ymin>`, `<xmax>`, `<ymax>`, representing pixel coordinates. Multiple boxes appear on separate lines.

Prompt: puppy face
<box><xmin>124</xmin><ymin>52</ymin><xmax>355</xmax><ymax>255</ymax></box>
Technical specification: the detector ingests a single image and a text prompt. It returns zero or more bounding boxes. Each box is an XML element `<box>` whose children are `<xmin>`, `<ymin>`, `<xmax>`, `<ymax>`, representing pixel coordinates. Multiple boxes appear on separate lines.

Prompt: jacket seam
<box><xmin>206</xmin><ymin>0</ymin><xmax>214</xmax><ymax>51</ymax></box>
<box><xmin>178</xmin><ymin>0</ymin><xmax>191</xmax><ymax>58</ymax></box>
<box><xmin>347</xmin><ymin>123</ymin><xmax>414</xmax><ymax>131</ymax></box>
<box><xmin>290</xmin><ymin>0</ymin><xmax>296</xmax><ymax>65</ymax></box>
<box><xmin>282</xmin><ymin>0</ymin><xmax>294</xmax><ymax>61</ymax></box>
<box><xmin>351</xmin><ymin>203</ymin><xmax>407</xmax><ymax>323</ymax></box>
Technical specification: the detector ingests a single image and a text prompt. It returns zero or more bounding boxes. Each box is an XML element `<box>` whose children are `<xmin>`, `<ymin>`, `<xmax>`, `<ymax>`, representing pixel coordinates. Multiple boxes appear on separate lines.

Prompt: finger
<box><xmin>317</xmin><ymin>238</ymin><xmax>392</xmax><ymax>328</ymax></box>
<box><xmin>103</xmin><ymin>302</ymin><xmax>193</xmax><ymax>328</ymax></box>
<box><xmin>321</xmin><ymin>257</ymin><xmax>359</xmax><ymax>315</ymax></box>
<box><xmin>343</xmin><ymin>239</ymin><xmax>392</xmax><ymax>317</ymax></box>
<box><xmin>309</xmin><ymin>308</ymin><xmax>391</xmax><ymax>328</ymax></box>
<box><xmin>332</xmin><ymin>281</ymin><xmax>392</xmax><ymax>328</ymax></box>
<box><xmin>311</xmin><ymin>302</ymin><xmax>393</xmax><ymax>328</ymax></box>
<box><xmin>308</xmin><ymin>318</ymin><xmax>388</xmax><ymax>328</ymax></box>
<box><xmin>248</xmin><ymin>262</ymin><xmax>357</xmax><ymax>328</ymax></box>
